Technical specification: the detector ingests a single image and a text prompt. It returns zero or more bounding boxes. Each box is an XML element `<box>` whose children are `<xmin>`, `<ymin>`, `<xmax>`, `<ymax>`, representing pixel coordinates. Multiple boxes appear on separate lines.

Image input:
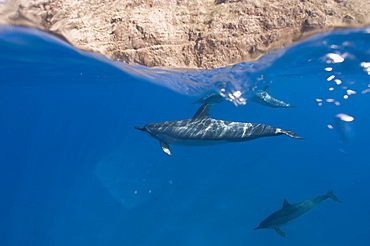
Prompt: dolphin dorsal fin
<box><xmin>282</xmin><ymin>199</ymin><xmax>291</xmax><ymax>209</ymax></box>
<box><xmin>263</xmin><ymin>85</ymin><xmax>270</xmax><ymax>92</ymax></box>
<box><xmin>191</xmin><ymin>104</ymin><xmax>211</xmax><ymax>121</ymax></box>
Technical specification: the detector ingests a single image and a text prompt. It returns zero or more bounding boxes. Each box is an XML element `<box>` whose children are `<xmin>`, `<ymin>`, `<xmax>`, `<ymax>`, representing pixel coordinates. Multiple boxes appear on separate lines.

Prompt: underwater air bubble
<box><xmin>326</xmin><ymin>53</ymin><xmax>344</xmax><ymax>63</ymax></box>
<box><xmin>334</xmin><ymin>113</ymin><xmax>355</xmax><ymax>143</ymax></box>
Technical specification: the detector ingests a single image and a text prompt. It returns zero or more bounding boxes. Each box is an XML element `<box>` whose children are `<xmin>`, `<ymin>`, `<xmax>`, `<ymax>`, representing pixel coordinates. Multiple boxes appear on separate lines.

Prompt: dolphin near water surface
<box><xmin>254</xmin><ymin>190</ymin><xmax>342</xmax><ymax>237</ymax></box>
<box><xmin>194</xmin><ymin>85</ymin><xmax>294</xmax><ymax>108</ymax></box>
<box><xmin>135</xmin><ymin>104</ymin><xmax>302</xmax><ymax>155</ymax></box>
<box><xmin>193</xmin><ymin>93</ymin><xmax>225</xmax><ymax>104</ymax></box>
<box><xmin>251</xmin><ymin>85</ymin><xmax>294</xmax><ymax>108</ymax></box>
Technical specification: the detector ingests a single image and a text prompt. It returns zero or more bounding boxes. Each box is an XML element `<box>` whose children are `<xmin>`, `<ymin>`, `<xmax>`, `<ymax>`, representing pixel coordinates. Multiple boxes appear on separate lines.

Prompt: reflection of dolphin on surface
<box><xmin>194</xmin><ymin>85</ymin><xmax>294</xmax><ymax>108</ymax></box>
<box><xmin>193</xmin><ymin>93</ymin><xmax>225</xmax><ymax>104</ymax></box>
<box><xmin>135</xmin><ymin>104</ymin><xmax>303</xmax><ymax>156</ymax></box>
<box><xmin>254</xmin><ymin>190</ymin><xmax>342</xmax><ymax>237</ymax></box>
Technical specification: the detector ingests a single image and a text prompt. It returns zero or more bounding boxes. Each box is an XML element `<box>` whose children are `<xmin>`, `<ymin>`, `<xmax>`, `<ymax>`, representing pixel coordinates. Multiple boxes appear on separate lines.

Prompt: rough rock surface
<box><xmin>1</xmin><ymin>0</ymin><xmax>369</xmax><ymax>68</ymax></box>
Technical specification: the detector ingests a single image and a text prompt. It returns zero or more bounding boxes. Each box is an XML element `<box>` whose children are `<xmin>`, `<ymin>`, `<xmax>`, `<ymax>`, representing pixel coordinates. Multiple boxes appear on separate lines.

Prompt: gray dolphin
<box><xmin>135</xmin><ymin>104</ymin><xmax>303</xmax><ymax>156</ymax></box>
<box><xmin>194</xmin><ymin>86</ymin><xmax>294</xmax><ymax>108</ymax></box>
<box><xmin>251</xmin><ymin>85</ymin><xmax>294</xmax><ymax>108</ymax></box>
<box><xmin>254</xmin><ymin>190</ymin><xmax>342</xmax><ymax>237</ymax></box>
<box><xmin>193</xmin><ymin>93</ymin><xmax>225</xmax><ymax>104</ymax></box>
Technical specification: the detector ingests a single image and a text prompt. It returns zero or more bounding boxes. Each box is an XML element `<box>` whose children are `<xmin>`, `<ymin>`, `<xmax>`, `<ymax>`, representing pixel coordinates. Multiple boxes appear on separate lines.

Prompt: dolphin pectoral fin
<box><xmin>327</xmin><ymin>190</ymin><xmax>342</xmax><ymax>203</ymax></box>
<box><xmin>281</xmin><ymin>129</ymin><xmax>304</xmax><ymax>139</ymax></box>
<box><xmin>274</xmin><ymin>228</ymin><xmax>286</xmax><ymax>237</ymax></box>
<box><xmin>160</xmin><ymin>141</ymin><xmax>172</xmax><ymax>156</ymax></box>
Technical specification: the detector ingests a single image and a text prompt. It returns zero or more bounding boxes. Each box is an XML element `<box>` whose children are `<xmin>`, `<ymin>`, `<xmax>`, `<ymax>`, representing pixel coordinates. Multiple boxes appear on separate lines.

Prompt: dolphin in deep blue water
<box><xmin>194</xmin><ymin>85</ymin><xmax>294</xmax><ymax>108</ymax></box>
<box><xmin>254</xmin><ymin>190</ymin><xmax>342</xmax><ymax>237</ymax></box>
<box><xmin>135</xmin><ymin>104</ymin><xmax>303</xmax><ymax>155</ymax></box>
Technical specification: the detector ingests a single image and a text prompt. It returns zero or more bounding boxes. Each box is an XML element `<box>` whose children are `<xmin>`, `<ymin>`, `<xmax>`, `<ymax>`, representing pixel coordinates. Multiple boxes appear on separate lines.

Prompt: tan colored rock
<box><xmin>1</xmin><ymin>0</ymin><xmax>369</xmax><ymax>69</ymax></box>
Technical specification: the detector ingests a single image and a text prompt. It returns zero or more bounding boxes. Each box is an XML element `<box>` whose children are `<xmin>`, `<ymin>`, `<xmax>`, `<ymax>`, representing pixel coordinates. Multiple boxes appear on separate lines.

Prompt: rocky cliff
<box><xmin>1</xmin><ymin>0</ymin><xmax>369</xmax><ymax>68</ymax></box>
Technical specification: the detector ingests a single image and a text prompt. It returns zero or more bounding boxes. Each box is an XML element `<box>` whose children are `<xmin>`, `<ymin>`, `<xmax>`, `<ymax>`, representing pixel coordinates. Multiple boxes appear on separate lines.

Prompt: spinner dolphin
<box><xmin>254</xmin><ymin>190</ymin><xmax>342</xmax><ymax>237</ymax></box>
<box><xmin>135</xmin><ymin>104</ymin><xmax>302</xmax><ymax>155</ymax></box>
<box><xmin>194</xmin><ymin>85</ymin><xmax>294</xmax><ymax>108</ymax></box>
<box><xmin>251</xmin><ymin>85</ymin><xmax>294</xmax><ymax>108</ymax></box>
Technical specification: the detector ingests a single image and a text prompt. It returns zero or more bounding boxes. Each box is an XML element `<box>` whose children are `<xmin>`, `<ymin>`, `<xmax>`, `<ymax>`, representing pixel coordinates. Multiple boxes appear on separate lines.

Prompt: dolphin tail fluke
<box><xmin>282</xmin><ymin>129</ymin><xmax>304</xmax><ymax>139</ymax></box>
<box><xmin>327</xmin><ymin>190</ymin><xmax>342</xmax><ymax>203</ymax></box>
<box><xmin>253</xmin><ymin>226</ymin><xmax>261</xmax><ymax>230</ymax></box>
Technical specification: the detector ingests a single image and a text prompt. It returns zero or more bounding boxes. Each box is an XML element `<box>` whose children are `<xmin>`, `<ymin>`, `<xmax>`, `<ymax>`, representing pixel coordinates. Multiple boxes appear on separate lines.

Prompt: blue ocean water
<box><xmin>0</xmin><ymin>24</ymin><xmax>370</xmax><ymax>246</ymax></box>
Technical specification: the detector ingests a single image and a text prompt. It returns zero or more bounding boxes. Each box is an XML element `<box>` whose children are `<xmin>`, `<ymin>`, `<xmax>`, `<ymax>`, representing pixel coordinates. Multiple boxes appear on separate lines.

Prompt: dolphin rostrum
<box><xmin>251</xmin><ymin>85</ymin><xmax>294</xmax><ymax>108</ymax></box>
<box><xmin>135</xmin><ymin>104</ymin><xmax>303</xmax><ymax>156</ymax></box>
<box><xmin>254</xmin><ymin>190</ymin><xmax>342</xmax><ymax>237</ymax></box>
<box><xmin>194</xmin><ymin>86</ymin><xmax>294</xmax><ymax>108</ymax></box>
